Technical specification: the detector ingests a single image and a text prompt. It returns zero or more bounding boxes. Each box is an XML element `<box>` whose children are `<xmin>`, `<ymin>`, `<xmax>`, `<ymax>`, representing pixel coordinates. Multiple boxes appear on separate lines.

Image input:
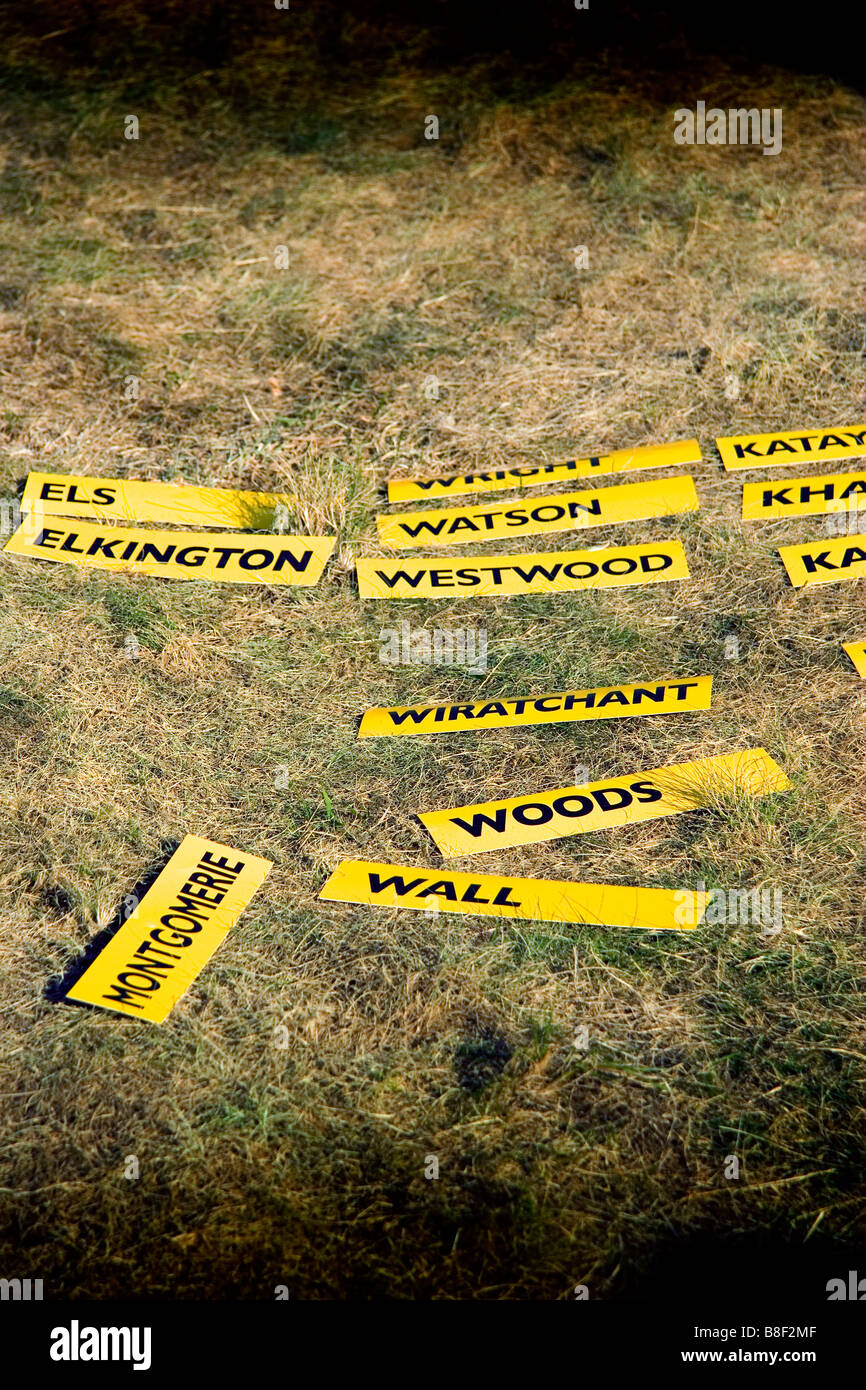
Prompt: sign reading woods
<box><xmin>358</xmin><ymin>676</ymin><xmax>713</xmax><ymax>738</ymax></box>
<box><xmin>4</xmin><ymin>519</ymin><xmax>335</xmax><ymax>585</ymax></box>
<box><xmin>386</xmin><ymin>439</ymin><xmax>702</xmax><ymax>501</ymax></box>
<box><xmin>418</xmin><ymin>748</ymin><xmax>791</xmax><ymax>855</ymax></box>
<box><xmin>376</xmin><ymin>475</ymin><xmax>699</xmax><ymax>548</ymax></box>
<box><xmin>319</xmin><ymin>860</ymin><xmax>710</xmax><ymax>932</ymax></box>
<box><xmin>67</xmin><ymin>835</ymin><xmax>272</xmax><ymax>1022</ymax></box>
<box><xmin>356</xmin><ymin>541</ymin><xmax>690</xmax><ymax>598</ymax></box>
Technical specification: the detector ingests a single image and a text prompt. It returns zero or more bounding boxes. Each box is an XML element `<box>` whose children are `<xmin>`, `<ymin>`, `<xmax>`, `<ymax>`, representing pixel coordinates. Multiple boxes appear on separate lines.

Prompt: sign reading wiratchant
<box><xmin>318</xmin><ymin>860</ymin><xmax>709</xmax><ymax>931</ymax></box>
<box><xmin>386</xmin><ymin>439</ymin><xmax>702</xmax><ymax>502</ymax></box>
<box><xmin>356</xmin><ymin>541</ymin><xmax>690</xmax><ymax>598</ymax></box>
<box><xmin>419</xmin><ymin>748</ymin><xmax>791</xmax><ymax>855</ymax></box>
<box><xmin>377</xmin><ymin>475</ymin><xmax>699</xmax><ymax>548</ymax></box>
<box><xmin>67</xmin><ymin>835</ymin><xmax>272</xmax><ymax>1022</ymax></box>
<box><xmin>742</xmin><ymin>470</ymin><xmax>866</xmax><ymax>520</ymax></box>
<box><xmin>3</xmin><ymin>518</ymin><xmax>335</xmax><ymax>585</ymax></box>
<box><xmin>358</xmin><ymin>676</ymin><xmax>712</xmax><ymax>737</ymax></box>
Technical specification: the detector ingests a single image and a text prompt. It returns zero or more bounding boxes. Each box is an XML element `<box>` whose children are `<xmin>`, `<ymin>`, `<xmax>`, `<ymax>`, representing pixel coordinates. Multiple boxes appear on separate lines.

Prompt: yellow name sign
<box><xmin>359</xmin><ymin>675</ymin><xmax>712</xmax><ymax>738</ymax></box>
<box><xmin>377</xmin><ymin>475</ymin><xmax>699</xmax><ymax>549</ymax></box>
<box><xmin>3</xmin><ymin>518</ymin><xmax>335</xmax><ymax>585</ymax></box>
<box><xmin>356</xmin><ymin>541</ymin><xmax>689</xmax><ymax>599</ymax></box>
<box><xmin>386</xmin><ymin>439</ymin><xmax>702</xmax><ymax>503</ymax></box>
<box><xmin>742</xmin><ymin>471</ymin><xmax>866</xmax><ymax>519</ymax></box>
<box><xmin>319</xmin><ymin>859</ymin><xmax>708</xmax><ymax>931</ymax></box>
<box><xmin>22</xmin><ymin>472</ymin><xmax>294</xmax><ymax>529</ymax></box>
<box><xmin>778</xmin><ymin>534</ymin><xmax>866</xmax><ymax>588</ymax></box>
<box><xmin>419</xmin><ymin>748</ymin><xmax>791</xmax><ymax>856</ymax></box>
<box><xmin>718</xmin><ymin>425</ymin><xmax>866</xmax><ymax>471</ymax></box>
<box><xmin>66</xmin><ymin>835</ymin><xmax>272</xmax><ymax>1022</ymax></box>
<box><xmin>842</xmin><ymin>640</ymin><xmax>866</xmax><ymax>677</ymax></box>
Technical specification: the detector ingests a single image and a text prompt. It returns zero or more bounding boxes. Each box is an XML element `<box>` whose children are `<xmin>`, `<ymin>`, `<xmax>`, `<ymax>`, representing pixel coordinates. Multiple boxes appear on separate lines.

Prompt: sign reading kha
<box><xmin>377</xmin><ymin>475</ymin><xmax>698</xmax><ymax>548</ymax></box>
<box><xmin>742</xmin><ymin>470</ymin><xmax>866</xmax><ymax>520</ymax></box>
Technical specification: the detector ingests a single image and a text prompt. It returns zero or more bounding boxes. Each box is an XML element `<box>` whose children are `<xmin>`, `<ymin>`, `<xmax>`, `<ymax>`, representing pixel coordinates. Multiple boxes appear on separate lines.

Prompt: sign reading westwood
<box><xmin>3</xmin><ymin>519</ymin><xmax>335</xmax><ymax>585</ymax></box>
<box><xmin>319</xmin><ymin>860</ymin><xmax>710</xmax><ymax>932</ymax></box>
<box><xmin>419</xmin><ymin>748</ymin><xmax>791</xmax><ymax>855</ymax></box>
<box><xmin>22</xmin><ymin>471</ymin><xmax>295</xmax><ymax>529</ymax></box>
<box><xmin>356</xmin><ymin>540</ymin><xmax>690</xmax><ymax>599</ymax></box>
<box><xmin>377</xmin><ymin>474</ymin><xmax>699</xmax><ymax>548</ymax></box>
<box><xmin>358</xmin><ymin>676</ymin><xmax>713</xmax><ymax>738</ymax></box>
<box><xmin>67</xmin><ymin>835</ymin><xmax>272</xmax><ymax>1022</ymax></box>
<box><xmin>386</xmin><ymin>439</ymin><xmax>702</xmax><ymax>502</ymax></box>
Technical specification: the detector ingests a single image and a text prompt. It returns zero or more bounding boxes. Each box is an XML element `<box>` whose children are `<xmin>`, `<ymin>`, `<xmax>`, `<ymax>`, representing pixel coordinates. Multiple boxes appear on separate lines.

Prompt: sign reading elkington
<box><xmin>386</xmin><ymin>439</ymin><xmax>702</xmax><ymax>502</ymax></box>
<box><xmin>67</xmin><ymin>835</ymin><xmax>272</xmax><ymax>1022</ymax></box>
<box><xmin>358</xmin><ymin>676</ymin><xmax>712</xmax><ymax>737</ymax></box>
<box><xmin>356</xmin><ymin>540</ymin><xmax>690</xmax><ymax>599</ymax></box>
<box><xmin>319</xmin><ymin>860</ymin><xmax>710</xmax><ymax>932</ymax></box>
<box><xmin>3</xmin><ymin>518</ymin><xmax>335</xmax><ymax>585</ymax></box>
<box><xmin>419</xmin><ymin>748</ymin><xmax>791</xmax><ymax>855</ymax></box>
<box><xmin>377</xmin><ymin>474</ymin><xmax>699</xmax><ymax>548</ymax></box>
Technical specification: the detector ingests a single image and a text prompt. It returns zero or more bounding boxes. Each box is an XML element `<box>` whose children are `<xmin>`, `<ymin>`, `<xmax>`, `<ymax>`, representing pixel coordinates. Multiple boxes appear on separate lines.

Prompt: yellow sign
<box><xmin>419</xmin><ymin>748</ymin><xmax>791</xmax><ymax>856</ymax></box>
<box><xmin>778</xmin><ymin>534</ymin><xmax>866</xmax><ymax>588</ymax></box>
<box><xmin>359</xmin><ymin>675</ymin><xmax>712</xmax><ymax>738</ymax></box>
<box><xmin>319</xmin><ymin>859</ymin><xmax>709</xmax><ymax>931</ymax></box>
<box><xmin>742</xmin><ymin>471</ymin><xmax>866</xmax><ymax>519</ymax></box>
<box><xmin>356</xmin><ymin>541</ymin><xmax>690</xmax><ymax>599</ymax></box>
<box><xmin>842</xmin><ymin>640</ymin><xmax>866</xmax><ymax>677</ymax></box>
<box><xmin>718</xmin><ymin>426</ymin><xmax>866</xmax><ymax>471</ymax></box>
<box><xmin>3</xmin><ymin>518</ymin><xmax>335</xmax><ymax>585</ymax></box>
<box><xmin>22</xmin><ymin>472</ymin><xmax>294</xmax><ymax>529</ymax></box>
<box><xmin>386</xmin><ymin>439</ymin><xmax>703</xmax><ymax>503</ymax></box>
<box><xmin>66</xmin><ymin>835</ymin><xmax>272</xmax><ymax>1022</ymax></box>
<box><xmin>377</xmin><ymin>475</ymin><xmax>699</xmax><ymax>549</ymax></box>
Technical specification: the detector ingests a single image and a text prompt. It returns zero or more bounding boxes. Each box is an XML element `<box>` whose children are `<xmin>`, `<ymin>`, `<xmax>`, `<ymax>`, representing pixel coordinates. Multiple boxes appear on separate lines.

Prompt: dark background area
<box><xmin>0</xmin><ymin>0</ymin><xmax>859</xmax><ymax>92</ymax></box>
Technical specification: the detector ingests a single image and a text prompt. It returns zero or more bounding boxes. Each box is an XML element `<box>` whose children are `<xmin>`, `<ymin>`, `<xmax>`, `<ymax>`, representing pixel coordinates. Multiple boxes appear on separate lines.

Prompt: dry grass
<box><xmin>0</xmin><ymin>18</ymin><xmax>865</xmax><ymax>1298</ymax></box>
